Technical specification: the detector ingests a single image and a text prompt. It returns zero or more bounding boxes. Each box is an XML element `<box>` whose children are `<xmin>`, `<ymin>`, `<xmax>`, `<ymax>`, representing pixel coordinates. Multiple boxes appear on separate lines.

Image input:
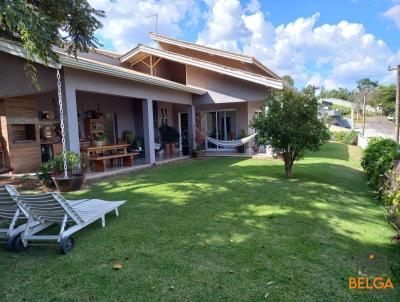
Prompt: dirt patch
<box><xmin>0</xmin><ymin>176</ymin><xmax>50</xmax><ymax>192</ymax></box>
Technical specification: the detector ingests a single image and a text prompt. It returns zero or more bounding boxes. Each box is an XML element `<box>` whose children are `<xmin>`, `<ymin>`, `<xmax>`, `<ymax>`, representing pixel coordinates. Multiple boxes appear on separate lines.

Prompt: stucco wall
<box><xmin>0</xmin><ymin>52</ymin><xmax>57</xmax><ymax>98</ymax></box>
<box><xmin>63</xmin><ymin>67</ymin><xmax>193</xmax><ymax>105</ymax></box>
<box><xmin>186</xmin><ymin>66</ymin><xmax>270</xmax><ymax>104</ymax></box>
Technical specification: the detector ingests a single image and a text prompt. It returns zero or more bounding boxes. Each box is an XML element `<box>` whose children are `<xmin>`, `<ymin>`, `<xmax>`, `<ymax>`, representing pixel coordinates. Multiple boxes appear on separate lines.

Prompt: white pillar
<box><xmin>142</xmin><ymin>99</ymin><xmax>155</xmax><ymax>164</ymax></box>
<box><xmin>187</xmin><ymin>105</ymin><xmax>196</xmax><ymax>149</ymax></box>
<box><xmin>61</xmin><ymin>70</ymin><xmax>80</xmax><ymax>153</ymax></box>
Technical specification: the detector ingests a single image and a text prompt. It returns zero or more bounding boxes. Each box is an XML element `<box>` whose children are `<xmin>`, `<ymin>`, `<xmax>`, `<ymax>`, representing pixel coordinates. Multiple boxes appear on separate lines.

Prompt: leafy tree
<box><xmin>319</xmin><ymin>86</ymin><xmax>353</xmax><ymax>101</ymax></box>
<box><xmin>0</xmin><ymin>0</ymin><xmax>104</xmax><ymax>84</ymax></box>
<box><xmin>375</xmin><ymin>84</ymin><xmax>396</xmax><ymax>115</ymax></box>
<box><xmin>356</xmin><ymin>78</ymin><xmax>379</xmax><ymax>92</ymax></box>
<box><xmin>282</xmin><ymin>75</ymin><xmax>294</xmax><ymax>86</ymax></box>
<box><xmin>251</xmin><ymin>89</ymin><xmax>330</xmax><ymax>178</ymax></box>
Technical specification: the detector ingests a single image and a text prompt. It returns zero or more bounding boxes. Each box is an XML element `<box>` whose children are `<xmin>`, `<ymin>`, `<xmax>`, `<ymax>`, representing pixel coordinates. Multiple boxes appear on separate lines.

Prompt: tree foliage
<box><xmin>374</xmin><ymin>84</ymin><xmax>396</xmax><ymax>115</ymax></box>
<box><xmin>251</xmin><ymin>89</ymin><xmax>330</xmax><ymax>177</ymax></box>
<box><xmin>282</xmin><ymin>75</ymin><xmax>294</xmax><ymax>86</ymax></box>
<box><xmin>319</xmin><ymin>86</ymin><xmax>353</xmax><ymax>101</ymax></box>
<box><xmin>356</xmin><ymin>78</ymin><xmax>379</xmax><ymax>92</ymax></box>
<box><xmin>0</xmin><ymin>0</ymin><xmax>104</xmax><ymax>84</ymax></box>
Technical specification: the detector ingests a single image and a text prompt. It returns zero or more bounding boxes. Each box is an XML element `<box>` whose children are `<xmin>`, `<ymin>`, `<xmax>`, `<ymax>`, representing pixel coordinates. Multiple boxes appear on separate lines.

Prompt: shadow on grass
<box><xmin>0</xmin><ymin>155</ymin><xmax>399</xmax><ymax>301</ymax></box>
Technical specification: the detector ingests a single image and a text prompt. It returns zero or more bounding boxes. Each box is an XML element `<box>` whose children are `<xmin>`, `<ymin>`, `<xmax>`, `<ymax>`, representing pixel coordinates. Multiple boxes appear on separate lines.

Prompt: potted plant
<box><xmin>90</xmin><ymin>133</ymin><xmax>107</xmax><ymax>147</ymax></box>
<box><xmin>159</xmin><ymin>125</ymin><xmax>179</xmax><ymax>155</ymax></box>
<box><xmin>38</xmin><ymin>151</ymin><xmax>84</xmax><ymax>192</ymax></box>
<box><xmin>181</xmin><ymin>134</ymin><xmax>190</xmax><ymax>156</ymax></box>
<box><xmin>122</xmin><ymin>130</ymin><xmax>135</xmax><ymax>152</ymax></box>
<box><xmin>192</xmin><ymin>127</ymin><xmax>206</xmax><ymax>158</ymax></box>
<box><xmin>237</xmin><ymin>130</ymin><xmax>247</xmax><ymax>153</ymax></box>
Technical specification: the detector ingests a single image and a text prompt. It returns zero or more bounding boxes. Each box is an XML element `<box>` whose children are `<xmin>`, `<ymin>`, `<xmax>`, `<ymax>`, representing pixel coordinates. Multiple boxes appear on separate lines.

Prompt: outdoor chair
<box><xmin>7</xmin><ymin>185</ymin><xmax>126</xmax><ymax>254</ymax></box>
<box><xmin>0</xmin><ymin>185</ymin><xmax>52</xmax><ymax>250</ymax></box>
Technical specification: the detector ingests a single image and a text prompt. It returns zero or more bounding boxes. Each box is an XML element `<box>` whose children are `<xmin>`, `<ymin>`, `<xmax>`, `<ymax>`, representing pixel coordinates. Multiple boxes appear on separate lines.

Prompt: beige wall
<box><xmin>247</xmin><ymin>101</ymin><xmax>265</xmax><ymax>134</ymax></box>
<box><xmin>0</xmin><ymin>52</ymin><xmax>57</xmax><ymax>98</ymax></box>
<box><xmin>186</xmin><ymin>66</ymin><xmax>270</xmax><ymax>104</ymax></box>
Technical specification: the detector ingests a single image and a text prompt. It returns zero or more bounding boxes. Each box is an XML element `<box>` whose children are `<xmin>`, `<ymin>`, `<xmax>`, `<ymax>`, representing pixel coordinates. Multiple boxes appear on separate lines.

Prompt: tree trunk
<box><xmin>283</xmin><ymin>156</ymin><xmax>293</xmax><ymax>178</ymax></box>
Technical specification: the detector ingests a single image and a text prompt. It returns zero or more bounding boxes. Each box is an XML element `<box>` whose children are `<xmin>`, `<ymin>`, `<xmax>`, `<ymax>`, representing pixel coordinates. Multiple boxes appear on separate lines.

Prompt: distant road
<box><xmin>355</xmin><ymin>116</ymin><xmax>395</xmax><ymax>139</ymax></box>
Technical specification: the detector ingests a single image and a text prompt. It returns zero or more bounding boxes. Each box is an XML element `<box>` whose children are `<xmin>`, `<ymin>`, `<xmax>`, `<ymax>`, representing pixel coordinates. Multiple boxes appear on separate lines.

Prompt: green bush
<box><xmin>361</xmin><ymin>138</ymin><xmax>400</xmax><ymax>193</ymax></box>
<box><xmin>331</xmin><ymin>130</ymin><xmax>358</xmax><ymax>145</ymax></box>
<box><xmin>334</xmin><ymin>131</ymin><xmax>345</xmax><ymax>143</ymax></box>
<box><xmin>343</xmin><ymin>130</ymin><xmax>358</xmax><ymax>145</ymax></box>
<box><xmin>37</xmin><ymin>151</ymin><xmax>81</xmax><ymax>187</ymax></box>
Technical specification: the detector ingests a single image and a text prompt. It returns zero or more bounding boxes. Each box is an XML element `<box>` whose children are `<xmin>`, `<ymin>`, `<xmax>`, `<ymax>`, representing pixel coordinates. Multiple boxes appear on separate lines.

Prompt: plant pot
<box><xmin>192</xmin><ymin>150</ymin><xmax>201</xmax><ymax>158</ymax></box>
<box><xmin>52</xmin><ymin>174</ymin><xmax>85</xmax><ymax>192</ymax></box>
<box><xmin>94</xmin><ymin>140</ymin><xmax>106</xmax><ymax>147</ymax></box>
<box><xmin>170</xmin><ymin>143</ymin><xmax>176</xmax><ymax>154</ymax></box>
<box><xmin>164</xmin><ymin>143</ymin><xmax>171</xmax><ymax>155</ymax></box>
<box><xmin>253</xmin><ymin>146</ymin><xmax>260</xmax><ymax>154</ymax></box>
<box><xmin>237</xmin><ymin>145</ymin><xmax>246</xmax><ymax>153</ymax></box>
<box><xmin>182</xmin><ymin>146</ymin><xmax>190</xmax><ymax>156</ymax></box>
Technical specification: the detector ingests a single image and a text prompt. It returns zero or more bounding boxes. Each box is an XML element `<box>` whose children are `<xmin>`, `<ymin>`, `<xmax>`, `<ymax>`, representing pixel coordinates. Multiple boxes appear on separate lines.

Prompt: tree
<box><xmin>319</xmin><ymin>86</ymin><xmax>353</xmax><ymax>101</ymax></box>
<box><xmin>356</xmin><ymin>78</ymin><xmax>379</xmax><ymax>92</ymax></box>
<box><xmin>375</xmin><ymin>84</ymin><xmax>396</xmax><ymax>115</ymax></box>
<box><xmin>282</xmin><ymin>75</ymin><xmax>294</xmax><ymax>86</ymax></box>
<box><xmin>0</xmin><ymin>0</ymin><xmax>104</xmax><ymax>84</ymax></box>
<box><xmin>251</xmin><ymin>89</ymin><xmax>330</xmax><ymax>178</ymax></box>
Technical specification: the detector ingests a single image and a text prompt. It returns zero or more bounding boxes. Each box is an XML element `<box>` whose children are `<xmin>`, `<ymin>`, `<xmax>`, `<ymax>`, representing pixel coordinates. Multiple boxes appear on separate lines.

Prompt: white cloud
<box><xmin>196</xmin><ymin>0</ymin><xmax>399</xmax><ymax>88</ymax></box>
<box><xmin>88</xmin><ymin>0</ymin><xmax>201</xmax><ymax>52</ymax></box>
<box><xmin>383</xmin><ymin>5</ymin><xmax>400</xmax><ymax>29</ymax></box>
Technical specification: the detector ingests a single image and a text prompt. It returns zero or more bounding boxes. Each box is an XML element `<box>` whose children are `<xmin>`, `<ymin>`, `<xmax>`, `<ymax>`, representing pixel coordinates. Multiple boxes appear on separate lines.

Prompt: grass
<box><xmin>1</xmin><ymin>142</ymin><xmax>399</xmax><ymax>301</ymax></box>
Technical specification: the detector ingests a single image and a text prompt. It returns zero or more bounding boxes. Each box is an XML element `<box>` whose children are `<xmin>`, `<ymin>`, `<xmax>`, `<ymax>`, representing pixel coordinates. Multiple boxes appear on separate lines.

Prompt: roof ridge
<box><xmin>135</xmin><ymin>45</ymin><xmax>282</xmax><ymax>84</ymax></box>
<box><xmin>150</xmin><ymin>32</ymin><xmax>254</xmax><ymax>60</ymax></box>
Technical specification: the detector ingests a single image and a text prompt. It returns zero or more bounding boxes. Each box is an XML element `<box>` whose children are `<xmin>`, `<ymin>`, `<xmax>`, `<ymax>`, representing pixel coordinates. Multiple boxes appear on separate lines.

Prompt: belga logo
<box><xmin>348</xmin><ymin>254</ymin><xmax>394</xmax><ymax>289</ymax></box>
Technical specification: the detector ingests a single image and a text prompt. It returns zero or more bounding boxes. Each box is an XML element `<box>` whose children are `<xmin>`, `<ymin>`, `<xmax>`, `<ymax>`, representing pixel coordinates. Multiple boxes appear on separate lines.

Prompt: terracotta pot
<box><xmin>170</xmin><ymin>143</ymin><xmax>176</xmax><ymax>154</ymax></box>
<box><xmin>52</xmin><ymin>174</ymin><xmax>85</xmax><ymax>192</ymax></box>
<box><xmin>164</xmin><ymin>143</ymin><xmax>171</xmax><ymax>155</ymax></box>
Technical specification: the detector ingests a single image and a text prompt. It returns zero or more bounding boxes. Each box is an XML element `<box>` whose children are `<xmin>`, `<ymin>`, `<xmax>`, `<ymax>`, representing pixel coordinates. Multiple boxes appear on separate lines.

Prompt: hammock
<box><xmin>206</xmin><ymin>133</ymin><xmax>257</xmax><ymax>148</ymax></box>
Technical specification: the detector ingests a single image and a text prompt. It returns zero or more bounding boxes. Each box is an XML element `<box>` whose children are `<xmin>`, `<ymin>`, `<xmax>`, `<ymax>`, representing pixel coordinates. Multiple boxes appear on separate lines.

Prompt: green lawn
<box><xmin>1</xmin><ymin>142</ymin><xmax>399</xmax><ymax>301</ymax></box>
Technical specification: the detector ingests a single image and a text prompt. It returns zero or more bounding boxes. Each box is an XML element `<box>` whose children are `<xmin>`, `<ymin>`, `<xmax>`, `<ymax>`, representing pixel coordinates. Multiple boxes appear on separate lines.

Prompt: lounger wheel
<box><xmin>13</xmin><ymin>236</ymin><xmax>28</xmax><ymax>252</ymax></box>
<box><xmin>60</xmin><ymin>236</ymin><xmax>75</xmax><ymax>254</ymax></box>
<box><xmin>6</xmin><ymin>234</ymin><xmax>18</xmax><ymax>251</ymax></box>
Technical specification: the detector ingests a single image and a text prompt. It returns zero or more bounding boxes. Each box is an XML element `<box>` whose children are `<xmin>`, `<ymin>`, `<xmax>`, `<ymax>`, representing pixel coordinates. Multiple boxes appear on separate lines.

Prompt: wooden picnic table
<box><xmin>83</xmin><ymin>144</ymin><xmax>139</xmax><ymax>172</ymax></box>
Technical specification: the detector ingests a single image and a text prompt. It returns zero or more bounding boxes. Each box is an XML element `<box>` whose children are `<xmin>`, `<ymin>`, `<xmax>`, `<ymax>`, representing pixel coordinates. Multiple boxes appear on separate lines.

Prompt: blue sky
<box><xmin>90</xmin><ymin>0</ymin><xmax>400</xmax><ymax>89</ymax></box>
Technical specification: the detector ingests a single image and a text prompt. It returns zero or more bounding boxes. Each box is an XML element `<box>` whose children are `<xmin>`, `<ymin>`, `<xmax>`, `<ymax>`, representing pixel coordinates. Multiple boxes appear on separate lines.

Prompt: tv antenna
<box><xmin>146</xmin><ymin>13</ymin><xmax>158</xmax><ymax>33</ymax></box>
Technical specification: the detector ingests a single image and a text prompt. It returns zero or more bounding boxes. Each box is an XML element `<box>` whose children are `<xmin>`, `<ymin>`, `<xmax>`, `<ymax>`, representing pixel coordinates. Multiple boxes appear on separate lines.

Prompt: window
<box><xmin>11</xmin><ymin>124</ymin><xmax>37</xmax><ymax>143</ymax></box>
<box><xmin>160</xmin><ymin>108</ymin><xmax>168</xmax><ymax>125</ymax></box>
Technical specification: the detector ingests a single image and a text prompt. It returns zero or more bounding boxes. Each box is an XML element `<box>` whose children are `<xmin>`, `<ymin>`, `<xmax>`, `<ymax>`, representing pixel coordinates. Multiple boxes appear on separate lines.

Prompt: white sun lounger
<box><xmin>0</xmin><ymin>185</ymin><xmax>52</xmax><ymax>250</ymax></box>
<box><xmin>8</xmin><ymin>186</ymin><xmax>126</xmax><ymax>254</ymax></box>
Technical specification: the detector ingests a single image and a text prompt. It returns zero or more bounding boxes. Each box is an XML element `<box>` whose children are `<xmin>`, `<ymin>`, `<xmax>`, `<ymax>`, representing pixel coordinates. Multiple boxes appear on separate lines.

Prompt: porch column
<box><xmin>187</xmin><ymin>105</ymin><xmax>196</xmax><ymax>149</ymax></box>
<box><xmin>142</xmin><ymin>99</ymin><xmax>155</xmax><ymax>164</ymax></box>
<box><xmin>61</xmin><ymin>70</ymin><xmax>80</xmax><ymax>153</ymax></box>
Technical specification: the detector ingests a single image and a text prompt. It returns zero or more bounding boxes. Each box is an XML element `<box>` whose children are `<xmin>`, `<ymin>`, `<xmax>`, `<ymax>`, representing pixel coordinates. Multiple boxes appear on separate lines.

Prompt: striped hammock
<box><xmin>206</xmin><ymin>133</ymin><xmax>257</xmax><ymax>148</ymax></box>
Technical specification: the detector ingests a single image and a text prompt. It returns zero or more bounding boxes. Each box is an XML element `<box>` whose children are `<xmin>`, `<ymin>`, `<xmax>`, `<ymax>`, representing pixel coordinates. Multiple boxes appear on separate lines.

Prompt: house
<box><xmin>0</xmin><ymin>33</ymin><xmax>284</xmax><ymax>175</ymax></box>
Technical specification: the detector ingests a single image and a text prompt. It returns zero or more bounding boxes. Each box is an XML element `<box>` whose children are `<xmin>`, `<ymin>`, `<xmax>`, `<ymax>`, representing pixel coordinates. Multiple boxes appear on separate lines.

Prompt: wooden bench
<box><xmin>89</xmin><ymin>153</ymin><xmax>138</xmax><ymax>172</ymax></box>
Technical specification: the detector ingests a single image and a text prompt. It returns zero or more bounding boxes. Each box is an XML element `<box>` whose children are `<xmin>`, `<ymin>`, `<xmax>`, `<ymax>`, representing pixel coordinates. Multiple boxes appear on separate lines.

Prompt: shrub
<box><xmin>334</xmin><ymin>131</ymin><xmax>345</xmax><ymax>143</ymax></box>
<box><xmin>343</xmin><ymin>130</ymin><xmax>358</xmax><ymax>145</ymax></box>
<box><xmin>361</xmin><ymin>138</ymin><xmax>400</xmax><ymax>193</ymax></box>
<box><xmin>331</xmin><ymin>130</ymin><xmax>358</xmax><ymax>145</ymax></box>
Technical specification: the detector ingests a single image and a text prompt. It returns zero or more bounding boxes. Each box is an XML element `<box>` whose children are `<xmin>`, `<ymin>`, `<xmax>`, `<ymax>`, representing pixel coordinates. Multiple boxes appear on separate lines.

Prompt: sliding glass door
<box><xmin>201</xmin><ymin>110</ymin><xmax>236</xmax><ymax>150</ymax></box>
